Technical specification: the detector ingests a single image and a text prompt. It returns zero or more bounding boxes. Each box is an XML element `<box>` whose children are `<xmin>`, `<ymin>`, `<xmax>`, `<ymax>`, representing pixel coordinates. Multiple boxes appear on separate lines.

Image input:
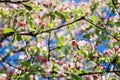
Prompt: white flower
<box><xmin>19</xmin><ymin>54</ymin><xmax>26</xmax><ymax>60</ymax></box>
<box><xmin>78</xmin><ymin>40</ymin><xmax>88</xmax><ymax>47</ymax></box>
<box><xmin>0</xmin><ymin>74</ymin><xmax>7</xmax><ymax>80</ymax></box>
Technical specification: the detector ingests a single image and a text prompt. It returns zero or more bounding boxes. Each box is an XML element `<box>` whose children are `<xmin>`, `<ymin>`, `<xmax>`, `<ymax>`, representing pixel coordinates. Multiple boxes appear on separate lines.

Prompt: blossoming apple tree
<box><xmin>0</xmin><ymin>0</ymin><xmax>120</xmax><ymax>80</ymax></box>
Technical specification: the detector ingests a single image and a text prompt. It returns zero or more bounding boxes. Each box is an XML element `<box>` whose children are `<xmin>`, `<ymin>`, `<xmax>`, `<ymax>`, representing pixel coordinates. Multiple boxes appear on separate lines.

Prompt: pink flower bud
<box><xmin>49</xmin><ymin>2</ymin><xmax>52</xmax><ymax>6</ymax></box>
<box><xmin>93</xmin><ymin>74</ymin><xmax>98</xmax><ymax>80</ymax></box>
<box><xmin>42</xmin><ymin>58</ymin><xmax>47</xmax><ymax>63</ymax></box>
<box><xmin>59</xmin><ymin>73</ymin><xmax>63</xmax><ymax>78</ymax></box>
<box><xmin>8</xmin><ymin>71</ymin><xmax>13</xmax><ymax>77</ymax></box>
<box><xmin>0</xmin><ymin>32</ymin><xmax>3</xmax><ymax>36</ymax></box>
<box><xmin>72</xmin><ymin>40</ymin><xmax>77</xmax><ymax>46</ymax></box>
<box><xmin>86</xmin><ymin>75</ymin><xmax>91</xmax><ymax>80</ymax></box>
<box><xmin>100</xmin><ymin>65</ymin><xmax>104</xmax><ymax>69</ymax></box>
<box><xmin>101</xmin><ymin>24</ymin><xmax>105</xmax><ymax>27</ymax></box>
<box><xmin>6</xmin><ymin>78</ymin><xmax>12</xmax><ymax>80</ymax></box>
<box><xmin>59</xmin><ymin>60</ymin><xmax>64</xmax><ymax>65</ymax></box>
<box><xmin>39</xmin><ymin>22</ymin><xmax>46</xmax><ymax>28</ymax></box>
<box><xmin>0</xmin><ymin>44</ymin><xmax>2</xmax><ymax>48</ymax></box>
<box><xmin>19</xmin><ymin>22</ymin><xmax>26</xmax><ymax>26</ymax></box>
<box><xmin>43</xmin><ymin>3</ymin><xmax>48</xmax><ymax>7</ymax></box>
<box><xmin>14</xmin><ymin>19</ymin><xmax>18</xmax><ymax>24</ymax></box>
<box><xmin>114</xmin><ymin>45</ymin><xmax>119</xmax><ymax>52</ymax></box>
<box><xmin>104</xmin><ymin>49</ymin><xmax>112</xmax><ymax>57</ymax></box>
<box><xmin>36</xmin><ymin>55</ymin><xmax>47</xmax><ymax>63</ymax></box>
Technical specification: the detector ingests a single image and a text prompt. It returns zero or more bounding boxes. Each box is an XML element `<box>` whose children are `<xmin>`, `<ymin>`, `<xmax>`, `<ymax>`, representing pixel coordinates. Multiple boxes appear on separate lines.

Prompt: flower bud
<box><xmin>72</xmin><ymin>40</ymin><xmax>77</xmax><ymax>46</ymax></box>
<box><xmin>0</xmin><ymin>32</ymin><xmax>3</xmax><ymax>36</ymax></box>
<box><xmin>19</xmin><ymin>22</ymin><xmax>26</xmax><ymax>26</ymax></box>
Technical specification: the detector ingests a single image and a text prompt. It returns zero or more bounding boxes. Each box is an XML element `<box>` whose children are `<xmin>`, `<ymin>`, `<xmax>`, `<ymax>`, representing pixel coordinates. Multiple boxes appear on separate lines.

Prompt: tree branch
<box><xmin>40</xmin><ymin>16</ymin><xmax>85</xmax><ymax>34</ymax></box>
<box><xmin>0</xmin><ymin>16</ymin><xmax>85</xmax><ymax>42</ymax></box>
<box><xmin>0</xmin><ymin>0</ymin><xmax>30</xmax><ymax>4</ymax></box>
<box><xmin>84</xmin><ymin>18</ymin><xmax>119</xmax><ymax>42</ymax></box>
<box><xmin>0</xmin><ymin>54</ymin><xmax>23</xmax><ymax>70</ymax></box>
<box><xmin>111</xmin><ymin>0</ymin><xmax>120</xmax><ymax>16</ymax></box>
<box><xmin>48</xmin><ymin>32</ymin><xmax>51</xmax><ymax>61</ymax></box>
<box><xmin>78</xmin><ymin>70</ymin><xmax>120</xmax><ymax>76</ymax></box>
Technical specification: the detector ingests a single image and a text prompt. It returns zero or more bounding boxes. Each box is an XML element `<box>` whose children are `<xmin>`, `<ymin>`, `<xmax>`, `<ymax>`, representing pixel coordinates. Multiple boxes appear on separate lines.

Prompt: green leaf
<box><xmin>77</xmin><ymin>70</ymin><xmax>87</xmax><ymax>75</ymax></box>
<box><xmin>115</xmin><ymin>20</ymin><xmax>120</xmax><ymax>27</ymax></box>
<box><xmin>71</xmin><ymin>73</ymin><xmax>82</xmax><ymax>80</ymax></box>
<box><xmin>30</xmin><ymin>21</ymin><xmax>35</xmax><ymax>29</ymax></box>
<box><xmin>64</xmin><ymin>48</ymin><xmax>69</xmax><ymax>55</ymax></box>
<box><xmin>23</xmin><ymin>4</ymin><xmax>32</xmax><ymax>11</ymax></box>
<box><xmin>48</xmin><ymin>22</ymin><xmax>54</xmax><ymax>28</ymax></box>
<box><xmin>56</xmin><ymin>43</ymin><xmax>62</xmax><ymax>52</ymax></box>
<box><xmin>59</xmin><ymin>37</ymin><xmax>65</xmax><ymax>42</ymax></box>
<box><xmin>43</xmin><ymin>13</ymin><xmax>50</xmax><ymax>19</ymax></box>
<box><xmin>54</xmin><ymin>11</ymin><xmax>66</xmax><ymax>21</ymax></box>
<box><xmin>34</xmin><ymin>6</ymin><xmax>41</xmax><ymax>11</ymax></box>
<box><xmin>3</xmin><ymin>28</ymin><xmax>13</xmax><ymax>34</ymax></box>
<box><xmin>12</xmin><ymin>74</ymin><xmax>19</xmax><ymax>80</ymax></box>
<box><xmin>101</xmin><ymin>34</ymin><xmax>106</xmax><ymax>41</ymax></box>
<box><xmin>86</xmin><ymin>25</ymin><xmax>93</xmax><ymax>31</ymax></box>
<box><xmin>95</xmin><ymin>29</ymin><xmax>100</xmax><ymax>35</ymax></box>
<box><xmin>12</xmin><ymin>34</ymin><xmax>16</xmax><ymax>43</ymax></box>
<box><xmin>51</xmin><ymin>12</ymin><xmax>55</xmax><ymax>21</ymax></box>
<box><xmin>83</xmin><ymin>49</ymin><xmax>89</xmax><ymax>57</ymax></box>
<box><xmin>91</xmin><ymin>15</ymin><xmax>98</xmax><ymax>22</ymax></box>
<box><xmin>57</xmin><ymin>46</ymin><xmax>62</xmax><ymax>49</ymax></box>
<box><xmin>20</xmin><ymin>60</ymin><xmax>30</xmax><ymax>67</ymax></box>
<box><xmin>16</xmin><ymin>34</ymin><xmax>22</xmax><ymax>41</ymax></box>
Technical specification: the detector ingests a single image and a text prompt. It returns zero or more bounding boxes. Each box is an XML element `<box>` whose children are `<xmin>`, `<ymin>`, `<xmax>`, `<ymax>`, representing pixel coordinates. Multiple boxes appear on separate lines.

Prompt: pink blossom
<box><xmin>72</xmin><ymin>40</ymin><xmax>77</xmax><ymax>46</ymax></box>
<box><xmin>114</xmin><ymin>45</ymin><xmax>119</xmax><ymax>52</ymax></box>
<box><xmin>0</xmin><ymin>74</ymin><xmax>7</xmax><ymax>80</ymax></box>
<box><xmin>0</xmin><ymin>32</ymin><xmax>3</xmax><ymax>36</ymax></box>
<box><xmin>86</xmin><ymin>75</ymin><xmax>91</xmax><ymax>80</ymax></box>
<box><xmin>93</xmin><ymin>74</ymin><xmax>98</xmax><ymax>80</ymax></box>
<box><xmin>19</xmin><ymin>22</ymin><xmax>26</xmax><ymax>26</ymax></box>
<box><xmin>104</xmin><ymin>49</ymin><xmax>113</xmax><ymax>57</ymax></box>
<box><xmin>36</xmin><ymin>55</ymin><xmax>47</xmax><ymax>63</ymax></box>
<box><xmin>30</xmin><ymin>42</ymin><xmax>36</xmax><ymax>46</ymax></box>
<box><xmin>59</xmin><ymin>60</ymin><xmax>64</xmax><ymax>65</ymax></box>
<box><xmin>0</xmin><ymin>44</ymin><xmax>2</xmax><ymax>48</ymax></box>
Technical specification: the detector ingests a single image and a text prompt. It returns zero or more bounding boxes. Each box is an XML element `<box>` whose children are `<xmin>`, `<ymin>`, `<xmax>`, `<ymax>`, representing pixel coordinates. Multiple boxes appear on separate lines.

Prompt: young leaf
<box><xmin>64</xmin><ymin>48</ymin><xmax>69</xmax><ymax>55</ymax></box>
<box><xmin>71</xmin><ymin>73</ymin><xmax>82</xmax><ymax>80</ymax></box>
<box><xmin>16</xmin><ymin>34</ymin><xmax>22</xmax><ymax>41</ymax></box>
<box><xmin>23</xmin><ymin>4</ymin><xmax>32</xmax><ymax>11</ymax></box>
<box><xmin>91</xmin><ymin>15</ymin><xmax>98</xmax><ymax>22</ymax></box>
<box><xmin>54</xmin><ymin>11</ymin><xmax>66</xmax><ymax>21</ymax></box>
<box><xmin>3</xmin><ymin>28</ymin><xmax>13</xmax><ymax>34</ymax></box>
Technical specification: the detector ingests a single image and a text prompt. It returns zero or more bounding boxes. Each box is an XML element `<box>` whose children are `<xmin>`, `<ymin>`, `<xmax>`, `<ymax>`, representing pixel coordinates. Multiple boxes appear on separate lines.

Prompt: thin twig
<box><xmin>48</xmin><ymin>32</ymin><xmax>51</xmax><ymax>61</ymax></box>
<box><xmin>78</xmin><ymin>70</ymin><xmax>120</xmax><ymax>76</ymax></box>
<box><xmin>0</xmin><ymin>54</ymin><xmax>23</xmax><ymax>70</ymax></box>
<box><xmin>111</xmin><ymin>0</ymin><xmax>120</xmax><ymax>16</ymax></box>
<box><xmin>84</xmin><ymin>18</ymin><xmax>119</xmax><ymax>42</ymax></box>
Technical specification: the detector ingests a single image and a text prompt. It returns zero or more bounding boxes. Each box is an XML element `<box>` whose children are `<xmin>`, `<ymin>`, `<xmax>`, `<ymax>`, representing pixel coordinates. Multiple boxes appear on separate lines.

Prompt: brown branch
<box><xmin>0</xmin><ymin>54</ymin><xmax>23</xmax><ymax>70</ymax></box>
<box><xmin>0</xmin><ymin>0</ymin><xmax>30</xmax><ymax>4</ymax></box>
<box><xmin>84</xmin><ymin>18</ymin><xmax>119</xmax><ymax>42</ymax></box>
<box><xmin>40</xmin><ymin>16</ymin><xmax>85</xmax><ymax>34</ymax></box>
<box><xmin>0</xmin><ymin>16</ymin><xmax>85</xmax><ymax>42</ymax></box>
<box><xmin>48</xmin><ymin>32</ymin><xmax>51</xmax><ymax>61</ymax></box>
<box><xmin>47</xmin><ymin>70</ymin><xmax>120</xmax><ymax>77</ymax></box>
<box><xmin>0</xmin><ymin>32</ymin><xmax>36</xmax><ymax>43</ymax></box>
<box><xmin>0</xmin><ymin>54</ymin><xmax>9</xmax><ymax>62</ymax></box>
<box><xmin>13</xmin><ymin>47</ymin><xmax>25</xmax><ymax>53</ymax></box>
<box><xmin>50</xmin><ymin>46</ymin><xmax>62</xmax><ymax>51</ymax></box>
<box><xmin>111</xmin><ymin>0</ymin><xmax>120</xmax><ymax>16</ymax></box>
<box><xmin>78</xmin><ymin>70</ymin><xmax>120</xmax><ymax>76</ymax></box>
